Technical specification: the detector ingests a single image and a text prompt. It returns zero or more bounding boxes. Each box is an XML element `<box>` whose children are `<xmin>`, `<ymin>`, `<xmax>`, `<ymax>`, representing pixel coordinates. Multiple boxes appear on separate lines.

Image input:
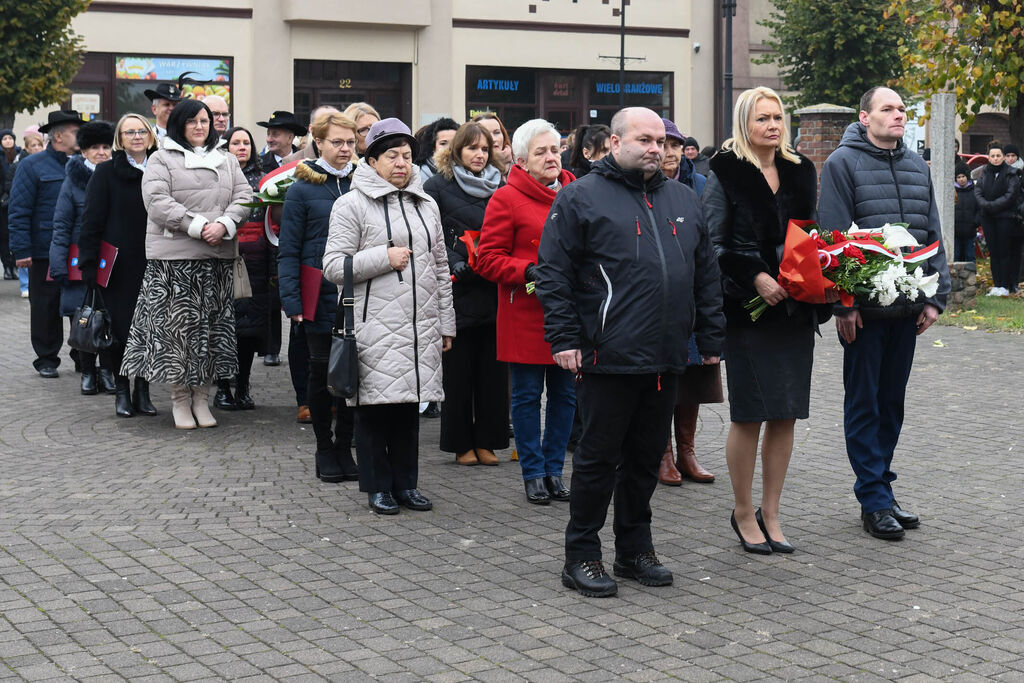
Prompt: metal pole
<box><xmin>619</xmin><ymin>0</ymin><xmax>626</xmax><ymax>109</ymax></box>
<box><xmin>722</xmin><ymin>0</ymin><xmax>736</xmax><ymax>138</ymax></box>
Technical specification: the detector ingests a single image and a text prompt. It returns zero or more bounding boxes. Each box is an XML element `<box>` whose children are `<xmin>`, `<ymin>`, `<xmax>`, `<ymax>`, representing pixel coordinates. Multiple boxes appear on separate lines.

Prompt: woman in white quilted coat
<box><xmin>323</xmin><ymin>118</ymin><xmax>456</xmax><ymax>516</ymax></box>
<box><xmin>122</xmin><ymin>99</ymin><xmax>252</xmax><ymax>430</ymax></box>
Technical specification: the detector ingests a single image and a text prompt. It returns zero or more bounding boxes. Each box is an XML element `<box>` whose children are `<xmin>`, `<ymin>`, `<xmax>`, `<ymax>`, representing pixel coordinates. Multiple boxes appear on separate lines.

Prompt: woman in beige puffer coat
<box><xmin>323</xmin><ymin>118</ymin><xmax>455</xmax><ymax>516</ymax></box>
<box><xmin>121</xmin><ymin>99</ymin><xmax>252</xmax><ymax>431</ymax></box>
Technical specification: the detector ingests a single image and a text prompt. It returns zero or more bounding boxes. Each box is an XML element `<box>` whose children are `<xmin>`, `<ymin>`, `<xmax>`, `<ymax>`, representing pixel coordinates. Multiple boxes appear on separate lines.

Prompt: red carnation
<box><xmin>832</xmin><ymin>230</ymin><xmax>846</xmax><ymax>244</ymax></box>
<box><xmin>843</xmin><ymin>243</ymin><xmax>866</xmax><ymax>264</ymax></box>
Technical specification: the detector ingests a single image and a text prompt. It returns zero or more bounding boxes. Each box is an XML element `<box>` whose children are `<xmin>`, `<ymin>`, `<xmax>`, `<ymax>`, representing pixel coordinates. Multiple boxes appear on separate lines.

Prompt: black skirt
<box><xmin>722</xmin><ymin>315</ymin><xmax>814</xmax><ymax>423</ymax></box>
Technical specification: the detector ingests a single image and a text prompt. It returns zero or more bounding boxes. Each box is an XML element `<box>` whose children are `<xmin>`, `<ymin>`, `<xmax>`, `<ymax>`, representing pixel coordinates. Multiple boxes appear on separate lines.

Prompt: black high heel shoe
<box><xmin>756</xmin><ymin>508</ymin><xmax>795</xmax><ymax>553</ymax></box>
<box><xmin>731</xmin><ymin>510</ymin><xmax>772</xmax><ymax>555</ymax></box>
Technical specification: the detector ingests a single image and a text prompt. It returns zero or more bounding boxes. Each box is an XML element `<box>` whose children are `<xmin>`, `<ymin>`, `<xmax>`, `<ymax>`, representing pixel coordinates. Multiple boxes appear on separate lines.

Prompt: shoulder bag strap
<box><xmin>332</xmin><ymin>256</ymin><xmax>355</xmax><ymax>337</ymax></box>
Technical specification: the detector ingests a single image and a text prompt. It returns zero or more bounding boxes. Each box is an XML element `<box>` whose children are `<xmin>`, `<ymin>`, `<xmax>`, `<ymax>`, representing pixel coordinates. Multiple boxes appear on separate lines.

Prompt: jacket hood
<box><xmin>161</xmin><ymin>136</ymin><xmax>231</xmax><ymax>171</ymax></box>
<box><xmin>65</xmin><ymin>154</ymin><xmax>94</xmax><ymax>189</ymax></box>
<box><xmin>838</xmin><ymin>122</ymin><xmax>908</xmax><ymax>161</ymax></box>
<box><xmin>295</xmin><ymin>159</ymin><xmax>328</xmax><ymax>185</ymax></box>
<box><xmin>954</xmin><ymin>179</ymin><xmax>974</xmax><ymax>190</ymax></box>
<box><xmin>591</xmin><ymin>153</ymin><xmax>667</xmax><ymax>191</ymax></box>
<box><xmin>351</xmin><ymin>159</ymin><xmax>431</xmax><ymax>201</ymax></box>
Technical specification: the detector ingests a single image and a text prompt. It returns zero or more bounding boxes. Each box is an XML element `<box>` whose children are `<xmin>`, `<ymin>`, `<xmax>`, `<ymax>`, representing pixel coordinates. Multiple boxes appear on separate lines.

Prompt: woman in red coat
<box><xmin>477</xmin><ymin>119</ymin><xmax>576</xmax><ymax>506</ymax></box>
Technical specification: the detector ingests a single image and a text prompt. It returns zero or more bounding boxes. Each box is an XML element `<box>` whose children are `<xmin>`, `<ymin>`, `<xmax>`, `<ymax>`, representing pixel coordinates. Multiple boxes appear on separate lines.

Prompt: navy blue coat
<box><xmin>8</xmin><ymin>145</ymin><xmax>69</xmax><ymax>260</ymax></box>
<box><xmin>278</xmin><ymin>160</ymin><xmax>350</xmax><ymax>334</ymax></box>
<box><xmin>49</xmin><ymin>155</ymin><xmax>93</xmax><ymax>316</ymax></box>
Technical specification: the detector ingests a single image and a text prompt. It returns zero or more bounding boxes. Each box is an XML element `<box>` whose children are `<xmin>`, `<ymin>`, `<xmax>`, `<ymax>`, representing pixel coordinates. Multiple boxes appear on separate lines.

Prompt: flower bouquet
<box><xmin>744</xmin><ymin>220</ymin><xmax>942</xmax><ymax>321</ymax></box>
<box><xmin>238</xmin><ymin>160</ymin><xmax>300</xmax><ymax>208</ymax></box>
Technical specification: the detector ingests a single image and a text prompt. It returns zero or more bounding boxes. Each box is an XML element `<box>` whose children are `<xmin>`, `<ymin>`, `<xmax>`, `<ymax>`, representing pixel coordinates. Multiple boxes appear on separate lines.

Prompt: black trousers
<box><xmin>29</xmin><ymin>259</ymin><xmax>64</xmax><ymax>370</ymax></box>
<box><xmin>354</xmin><ymin>403</ymin><xmax>419</xmax><ymax>493</ymax></box>
<box><xmin>267</xmin><ymin>279</ymin><xmax>282</xmax><ymax>354</ymax></box>
<box><xmin>305</xmin><ymin>330</ymin><xmax>354</xmax><ymax>452</ymax></box>
<box><xmin>984</xmin><ymin>216</ymin><xmax>1023</xmax><ymax>291</ymax></box>
<box><xmin>565</xmin><ymin>373</ymin><xmax>678</xmax><ymax>562</ymax></box>
<box><xmin>236</xmin><ymin>335</ymin><xmax>261</xmax><ymax>384</ymax></box>
<box><xmin>287</xmin><ymin>321</ymin><xmax>310</xmax><ymax>406</ymax></box>
<box><xmin>439</xmin><ymin>323</ymin><xmax>509</xmax><ymax>453</ymax></box>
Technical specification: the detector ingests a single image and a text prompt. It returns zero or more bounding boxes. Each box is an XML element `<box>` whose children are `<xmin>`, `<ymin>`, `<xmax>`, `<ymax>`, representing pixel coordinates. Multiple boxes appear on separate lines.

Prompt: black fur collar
<box><xmin>65</xmin><ymin>154</ymin><xmax>94</xmax><ymax>190</ymax></box>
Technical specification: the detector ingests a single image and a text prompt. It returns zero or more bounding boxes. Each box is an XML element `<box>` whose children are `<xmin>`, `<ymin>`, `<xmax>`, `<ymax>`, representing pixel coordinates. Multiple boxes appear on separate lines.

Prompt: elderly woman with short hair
<box><xmin>122</xmin><ymin>99</ymin><xmax>252</xmax><ymax>429</ymax></box>
<box><xmin>322</xmin><ymin>118</ymin><xmax>455</xmax><ymax>515</ymax></box>
<box><xmin>477</xmin><ymin>119</ymin><xmax>577</xmax><ymax>505</ymax></box>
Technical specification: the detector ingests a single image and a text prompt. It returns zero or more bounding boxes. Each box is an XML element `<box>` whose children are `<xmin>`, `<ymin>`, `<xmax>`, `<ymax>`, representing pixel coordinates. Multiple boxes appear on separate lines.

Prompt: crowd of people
<box><xmin>4</xmin><ymin>82</ymin><xmax>955</xmax><ymax>598</ymax></box>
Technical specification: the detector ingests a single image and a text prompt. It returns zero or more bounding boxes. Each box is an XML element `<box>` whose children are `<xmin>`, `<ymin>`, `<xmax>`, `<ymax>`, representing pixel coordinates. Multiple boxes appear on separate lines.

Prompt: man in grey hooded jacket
<box><xmin>818</xmin><ymin>87</ymin><xmax>950</xmax><ymax>542</ymax></box>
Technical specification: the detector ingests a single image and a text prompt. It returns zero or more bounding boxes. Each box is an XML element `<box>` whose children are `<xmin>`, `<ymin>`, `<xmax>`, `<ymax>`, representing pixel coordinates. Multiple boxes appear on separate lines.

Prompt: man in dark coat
<box><xmin>818</xmin><ymin>87</ymin><xmax>950</xmax><ymax>542</ymax></box>
<box><xmin>257</xmin><ymin>111</ymin><xmax>305</xmax><ymax>172</ymax></box>
<box><xmin>536</xmin><ymin>107</ymin><xmax>725</xmax><ymax>597</ymax></box>
<box><xmin>8</xmin><ymin>110</ymin><xmax>81</xmax><ymax>377</ymax></box>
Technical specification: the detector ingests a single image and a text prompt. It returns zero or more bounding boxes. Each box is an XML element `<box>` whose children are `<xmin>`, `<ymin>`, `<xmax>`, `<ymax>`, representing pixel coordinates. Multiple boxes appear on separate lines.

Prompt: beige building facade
<box><xmin>15</xmin><ymin>0</ymin><xmax>777</xmax><ymax>149</ymax></box>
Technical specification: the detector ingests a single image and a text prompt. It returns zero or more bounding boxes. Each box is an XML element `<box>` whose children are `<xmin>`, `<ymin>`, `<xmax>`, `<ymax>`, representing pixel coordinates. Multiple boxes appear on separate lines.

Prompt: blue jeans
<box><xmin>18</xmin><ymin>266</ymin><xmax>28</xmax><ymax>294</ymax></box>
<box><xmin>839</xmin><ymin>317</ymin><xmax>917</xmax><ymax>513</ymax></box>
<box><xmin>509</xmin><ymin>363</ymin><xmax>576</xmax><ymax>481</ymax></box>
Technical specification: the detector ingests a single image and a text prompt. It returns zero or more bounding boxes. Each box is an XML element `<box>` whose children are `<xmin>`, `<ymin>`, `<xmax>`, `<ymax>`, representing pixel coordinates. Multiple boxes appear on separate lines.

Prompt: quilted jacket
<box><xmin>48</xmin><ymin>154</ymin><xmax>93</xmax><ymax>315</ymax></box>
<box><xmin>322</xmin><ymin>162</ymin><xmax>456</xmax><ymax>407</ymax></box>
<box><xmin>140</xmin><ymin>137</ymin><xmax>252</xmax><ymax>261</ymax></box>
<box><xmin>8</xmin><ymin>145</ymin><xmax>69</xmax><ymax>260</ymax></box>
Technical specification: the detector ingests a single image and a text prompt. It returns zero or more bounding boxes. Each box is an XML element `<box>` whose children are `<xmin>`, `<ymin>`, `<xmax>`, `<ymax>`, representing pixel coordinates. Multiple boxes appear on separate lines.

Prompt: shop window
<box><xmin>115</xmin><ymin>55</ymin><xmax>233</xmax><ymax>123</ymax></box>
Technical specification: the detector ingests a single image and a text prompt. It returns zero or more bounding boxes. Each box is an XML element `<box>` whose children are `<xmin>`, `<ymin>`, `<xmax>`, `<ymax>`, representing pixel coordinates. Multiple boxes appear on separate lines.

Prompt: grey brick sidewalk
<box><xmin>0</xmin><ymin>280</ymin><xmax>1021</xmax><ymax>681</ymax></box>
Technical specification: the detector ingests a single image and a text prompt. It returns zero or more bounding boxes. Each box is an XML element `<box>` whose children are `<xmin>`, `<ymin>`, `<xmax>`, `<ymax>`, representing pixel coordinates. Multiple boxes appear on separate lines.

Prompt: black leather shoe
<box><xmin>132</xmin><ymin>377</ymin><xmax>158</xmax><ymax>416</ymax></box>
<box><xmin>394</xmin><ymin>489</ymin><xmax>433</xmax><ymax>511</ymax></box>
<box><xmin>114</xmin><ymin>377</ymin><xmax>135</xmax><ymax>418</ymax></box>
<box><xmin>544</xmin><ymin>475</ymin><xmax>570</xmax><ymax>501</ymax></box>
<box><xmin>368</xmin><ymin>492</ymin><xmax>399</xmax><ymax>515</ymax></box>
<box><xmin>234</xmin><ymin>381</ymin><xmax>255</xmax><ymax>410</ymax></box>
<box><xmin>862</xmin><ymin>510</ymin><xmax>905</xmax><ymax>540</ymax></box>
<box><xmin>756</xmin><ymin>508</ymin><xmax>795</xmax><ymax>553</ymax></box>
<box><xmin>524</xmin><ymin>478</ymin><xmax>551</xmax><ymax>505</ymax></box>
<box><xmin>561</xmin><ymin>560</ymin><xmax>617</xmax><ymax>597</ymax></box>
<box><xmin>613</xmin><ymin>550</ymin><xmax>673</xmax><ymax>586</ymax></box>
<box><xmin>214</xmin><ymin>380</ymin><xmax>237</xmax><ymax>410</ymax></box>
<box><xmin>99</xmin><ymin>368</ymin><xmax>117</xmax><ymax>394</ymax></box>
<box><xmin>315</xmin><ymin>449</ymin><xmax>345</xmax><ymax>483</ymax></box>
<box><xmin>38</xmin><ymin>366</ymin><xmax>60</xmax><ymax>379</ymax></box>
<box><xmin>731</xmin><ymin>511</ymin><xmax>773</xmax><ymax>554</ymax></box>
<box><xmin>890</xmin><ymin>500</ymin><xmax>920</xmax><ymax>529</ymax></box>
<box><xmin>263</xmin><ymin>353</ymin><xmax>281</xmax><ymax>366</ymax></box>
<box><xmin>81</xmin><ymin>370</ymin><xmax>98</xmax><ymax>395</ymax></box>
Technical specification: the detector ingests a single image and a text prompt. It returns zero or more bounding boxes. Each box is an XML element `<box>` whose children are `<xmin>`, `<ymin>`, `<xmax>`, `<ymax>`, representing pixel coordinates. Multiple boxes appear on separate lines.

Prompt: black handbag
<box><xmin>327</xmin><ymin>256</ymin><xmax>359</xmax><ymax>399</ymax></box>
<box><xmin>68</xmin><ymin>286</ymin><xmax>115</xmax><ymax>354</ymax></box>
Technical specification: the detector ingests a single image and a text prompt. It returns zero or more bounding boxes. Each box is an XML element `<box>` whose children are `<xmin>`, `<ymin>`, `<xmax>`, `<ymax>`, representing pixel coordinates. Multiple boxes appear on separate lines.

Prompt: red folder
<box><xmin>299</xmin><ymin>264</ymin><xmax>322</xmax><ymax>321</ymax></box>
<box><xmin>46</xmin><ymin>241</ymin><xmax>118</xmax><ymax>287</ymax></box>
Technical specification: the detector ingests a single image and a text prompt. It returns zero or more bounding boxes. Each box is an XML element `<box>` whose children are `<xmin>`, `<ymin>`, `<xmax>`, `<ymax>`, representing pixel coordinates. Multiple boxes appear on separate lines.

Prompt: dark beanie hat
<box><xmin>0</xmin><ymin>128</ymin><xmax>14</xmax><ymax>140</ymax></box>
<box><xmin>1003</xmin><ymin>143</ymin><xmax>1021</xmax><ymax>156</ymax></box>
<box><xmin>76</xmin><ymin>121</ymin><xmax>115</xmax><ymax>150</ymax></box>
<box><xmin>954</xmin><ymin>161</ymin><xmax>970</xmax><ymax>178</ymax></box>
<box><xmin>683</xmin><ymin>136</ymin><xmax>699</xmax><ymax>149</ymax></box>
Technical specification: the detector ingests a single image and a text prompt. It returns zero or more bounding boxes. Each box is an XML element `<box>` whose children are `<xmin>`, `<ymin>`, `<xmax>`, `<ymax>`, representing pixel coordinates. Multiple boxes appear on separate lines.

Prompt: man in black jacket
<box><xmin>536</xmin><ymin>107</ymin><xmax>725</xmax><ymax>597</ymax></box>
<box><xmin>818</xmin><ymin>87</ymin><xmax>950</xmax><ymax>541</ymax></box>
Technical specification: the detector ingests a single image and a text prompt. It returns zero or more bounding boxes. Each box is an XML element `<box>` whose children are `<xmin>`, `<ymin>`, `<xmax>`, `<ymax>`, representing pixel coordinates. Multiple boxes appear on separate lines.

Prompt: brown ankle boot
<box><xmin>658</xmin><ymin>439</ymin><xmax>682</xmax><ymax>486</ymax></box>
<box><xmin>675</xmin><ymin>403</ymin><xmax>714</xmax><ymax>482</ymax></box>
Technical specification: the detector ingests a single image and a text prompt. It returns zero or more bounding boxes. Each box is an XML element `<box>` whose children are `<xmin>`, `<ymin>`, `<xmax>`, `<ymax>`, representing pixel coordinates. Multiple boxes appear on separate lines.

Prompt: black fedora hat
<box><xmin>256</xmin><ymin>111</ymin><xmax>306</xmax><ymax>136</ymax></box>
<box><xmin>143</xmin><ymin>82</ymin><xmax>184</xmax><ymax>103</ymax></box>
<box><xmin>38</xmin><ymin>110</ymin><xmax>83</xmax><ymax>134</ymax></box>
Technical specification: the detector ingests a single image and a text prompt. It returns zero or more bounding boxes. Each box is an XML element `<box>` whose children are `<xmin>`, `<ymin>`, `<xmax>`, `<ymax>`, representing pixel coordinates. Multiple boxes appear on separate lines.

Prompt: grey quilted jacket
<box><xmin>818</xmin><ymin>123</ymin><xmax>949</xmax><ymax>316</ymax></box>
<box><xmin>140</xmin><ymin>137</ymin><xmax>252</xmax><ymax>260</ymax></box>
<box><xmin>323</xmin><ymin>162</ymin><xmax>456</xmax><ymax>406</ymax></box>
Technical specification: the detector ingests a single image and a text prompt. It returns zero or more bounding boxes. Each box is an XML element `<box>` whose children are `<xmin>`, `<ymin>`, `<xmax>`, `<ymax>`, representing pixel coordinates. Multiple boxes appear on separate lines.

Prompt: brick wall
<box><xmin>794</xmin><ymin>104</ymin><xmax>857</xmax><ymax>177</ymax></box>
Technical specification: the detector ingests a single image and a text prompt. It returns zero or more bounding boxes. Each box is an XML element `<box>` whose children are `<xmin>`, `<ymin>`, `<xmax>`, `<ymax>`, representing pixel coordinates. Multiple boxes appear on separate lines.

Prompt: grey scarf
<box><xmin>452</xmin><ymin>163</ymin><xmax>501</xmax><ymax>199</ymax></box>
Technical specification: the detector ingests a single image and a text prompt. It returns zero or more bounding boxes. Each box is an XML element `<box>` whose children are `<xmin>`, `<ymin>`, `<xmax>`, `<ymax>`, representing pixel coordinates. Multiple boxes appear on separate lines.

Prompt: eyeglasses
<box><xmin>122</xmin><ymin>129</ymin><xmax>150</xmax><ymax>138</ymax></box>
<box><xmin>356</xmin><ymin>127</ymin><xmax>372</xmax><ymax>135</ymax></box>
<box><xmin>210</xmin><ymin>112</ymin><xmax>230</xmax><ymax>119</ymax></box>
<box><xmin>185</xmin><ymin>119</ymin><xmax>209</xmax><ymax>128</ymax></box>
<box><xmin>321</xmin><ymin>138</ymin><xmax>357</xmax><ymax>149</ymax></box>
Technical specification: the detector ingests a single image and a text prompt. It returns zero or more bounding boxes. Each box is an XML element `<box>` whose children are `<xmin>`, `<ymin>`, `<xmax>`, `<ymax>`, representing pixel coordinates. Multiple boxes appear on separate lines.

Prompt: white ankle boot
<box><xmin>190</xmin><ymin>384</ymin><xmax>218</xmax><ymax>428</ymax></box>
<box><xmin>171</xmin><ymin>384</ymin><xmax>196</xmax><ymax>430</ymax></box>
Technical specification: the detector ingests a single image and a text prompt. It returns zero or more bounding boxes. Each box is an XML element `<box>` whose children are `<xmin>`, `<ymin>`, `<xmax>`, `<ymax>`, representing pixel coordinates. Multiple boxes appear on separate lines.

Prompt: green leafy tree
<box><xmin>887</xmin><ymin>0</ymin><xmax>1024</xmax><ymax>144</ymax></box>
<box><xmin>758</xmin><ymin>0</ymin><xmax>908</xmax><ymax>110</ymax></box>
<box><xmin>0</xmin><ymin>0</ymin><xmax>90</xmax><ymax>129</ymax></box>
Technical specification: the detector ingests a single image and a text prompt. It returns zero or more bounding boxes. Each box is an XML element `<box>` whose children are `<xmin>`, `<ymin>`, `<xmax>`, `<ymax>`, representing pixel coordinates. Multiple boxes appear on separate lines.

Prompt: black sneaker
<box><xmin>613</xmin><ymin>550</ymin><xmax>673</xmax><ymax>586</ymax></box>
<box><xmin>561</xmin><ymin>560</ymin><xmax>617</xmax><ymax>597</ymax></box>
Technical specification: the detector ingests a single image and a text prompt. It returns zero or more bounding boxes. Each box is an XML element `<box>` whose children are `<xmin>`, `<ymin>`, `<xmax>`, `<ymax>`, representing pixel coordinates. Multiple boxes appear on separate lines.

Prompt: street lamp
<box><xmin>722</xmin><ymin>0</ymin><xmax>736</xmax><ymax>138</ymax></box>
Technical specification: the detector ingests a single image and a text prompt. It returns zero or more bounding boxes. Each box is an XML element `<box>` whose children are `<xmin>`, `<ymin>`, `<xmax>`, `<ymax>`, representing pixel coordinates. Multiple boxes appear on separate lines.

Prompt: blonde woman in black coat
<box><xmin>704</xmin><ymin>86</ymin><xmax>835</xmax><ymax>555</ymax></box>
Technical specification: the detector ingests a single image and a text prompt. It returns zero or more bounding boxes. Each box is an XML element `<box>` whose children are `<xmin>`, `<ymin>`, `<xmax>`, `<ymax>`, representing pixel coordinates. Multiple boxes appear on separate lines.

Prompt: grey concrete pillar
<box><xmin>929</xmin><ymin>93</ymin><xmax>956</xmax><ymax>259</ymax></box>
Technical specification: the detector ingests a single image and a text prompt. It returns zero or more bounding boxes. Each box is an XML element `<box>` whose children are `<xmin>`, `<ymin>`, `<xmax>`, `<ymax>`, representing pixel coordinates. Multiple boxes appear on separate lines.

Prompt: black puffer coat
<box><xmin>704</xmin><ymin>148</ymin><xmax>825</xmax><ymax>327</ymax></box>
<box><xmin>234</xmin><ymin>159</ymin><xmax>272</xmax><ymax>342</ymax></box>
<box><xmin>278</xmin><ymin>160</ymin><xmax>349</xmax><ymax>335</ymax></box>
<box><xmin>974</xmin><ymin>163</ymin><xmax>1020</xmax><ymax>220</ymax></box>
<box><xmin>423</xmin><ymin>167</ymin><xmax>501</xmax><ymax>329</ymax></box>
<box><xmin>954</xmin><ymin>181</ymin><xmax>980</xmax><ymax>239</ymax></box>
<box><xmin>535</xmin><ymin>155</ymin><xmax>725</xmax><ymax>373</ymax></box>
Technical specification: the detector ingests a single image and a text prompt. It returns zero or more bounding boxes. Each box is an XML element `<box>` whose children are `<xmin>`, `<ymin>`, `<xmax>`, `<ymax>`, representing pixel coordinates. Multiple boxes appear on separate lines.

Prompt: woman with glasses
<box><xmin>78</xmin><ymin>114</ymin><xmax>160</xmax><ymax>417</ymax></box>
<box><xmin>342</xmin><ymin>102</ymin><xmax>381</xmax><ymax>157</ymax></box>
<box><xmin>121</xmin><ymin>99</ymin><xmax>252</xmax><ymax>430</ymax></box>
<box><xmin>278</xmin><ymin>111</ymin><xmax>359</xmax><ymax>482</ymax></box>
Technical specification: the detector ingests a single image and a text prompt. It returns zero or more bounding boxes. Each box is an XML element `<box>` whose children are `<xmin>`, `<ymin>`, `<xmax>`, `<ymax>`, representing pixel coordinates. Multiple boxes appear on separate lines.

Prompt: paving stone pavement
<box><xmin>0</xmin><ymin>280</ymin><xmax>1021</xmax><ymax>682</ymax></box>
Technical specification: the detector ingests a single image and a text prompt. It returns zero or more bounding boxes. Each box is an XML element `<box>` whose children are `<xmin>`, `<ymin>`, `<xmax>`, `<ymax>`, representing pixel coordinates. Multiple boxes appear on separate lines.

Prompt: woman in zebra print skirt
<box><xmin>121</xmin><ymin>99</ymin><xmax>252</xmax><ymax>429</ymax></box>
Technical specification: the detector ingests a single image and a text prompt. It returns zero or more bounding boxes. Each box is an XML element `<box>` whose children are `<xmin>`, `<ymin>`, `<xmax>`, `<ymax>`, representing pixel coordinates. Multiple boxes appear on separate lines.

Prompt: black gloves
<box><xmin>525</xmin><ymin>263</ymin><xmax>538</xmax><ymax>283</ymax></box>
<box><xmin>451</xmin><ymin>260</ymin><xmax>473</xmax><ymax>282</ymax></box>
